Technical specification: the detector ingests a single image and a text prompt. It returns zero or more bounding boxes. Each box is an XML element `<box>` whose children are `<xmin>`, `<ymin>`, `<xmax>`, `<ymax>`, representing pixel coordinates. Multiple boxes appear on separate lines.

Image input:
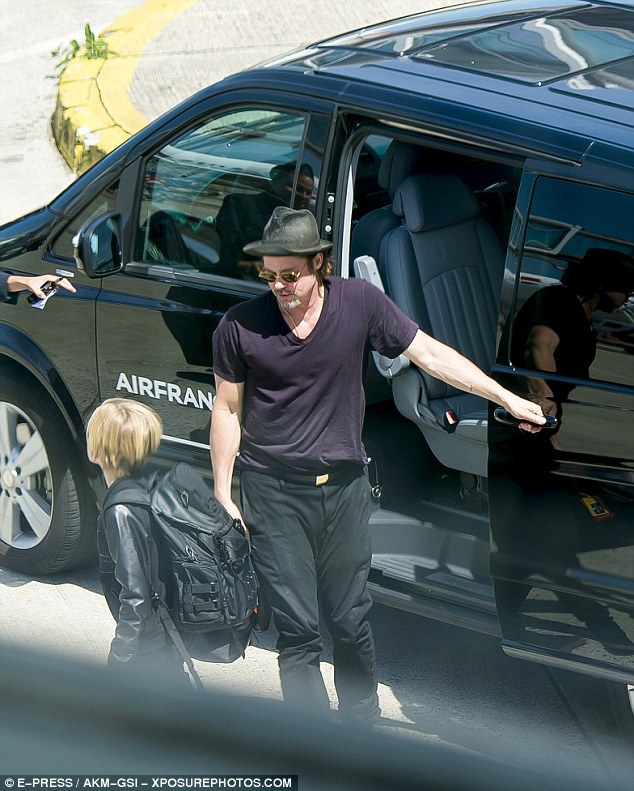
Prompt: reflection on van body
<box><xmin>492</xmin><ymin>178</ymin><xmax>634</xmax><ymax>673</ymax></box>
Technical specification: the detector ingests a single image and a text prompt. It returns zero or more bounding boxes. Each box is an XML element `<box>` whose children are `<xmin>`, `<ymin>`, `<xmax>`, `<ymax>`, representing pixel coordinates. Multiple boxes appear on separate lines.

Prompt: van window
<box><xmin>511</xmin><ymin>178</ymin><xmax>634</xmax><ymax>387</ymax></box>
<box><xmin>133</xmin><ymin>108</ymin><xmax>311</xmax><ymax>284</ymax></box>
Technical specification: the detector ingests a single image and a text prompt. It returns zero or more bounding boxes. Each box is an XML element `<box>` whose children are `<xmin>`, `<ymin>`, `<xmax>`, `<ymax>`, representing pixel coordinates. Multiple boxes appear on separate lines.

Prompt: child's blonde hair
<box><xmin>86</xmin><ymin>398</ymin><xmax>162</xmax><ymax>478</ymax></box>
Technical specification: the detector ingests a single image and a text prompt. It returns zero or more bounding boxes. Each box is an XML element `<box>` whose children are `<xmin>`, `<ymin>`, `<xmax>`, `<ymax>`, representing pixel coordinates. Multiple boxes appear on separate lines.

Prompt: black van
<box><xmin>1</xmin><ymin>0</ymin><xmax>633</xmax><ymax>730</ymax></box>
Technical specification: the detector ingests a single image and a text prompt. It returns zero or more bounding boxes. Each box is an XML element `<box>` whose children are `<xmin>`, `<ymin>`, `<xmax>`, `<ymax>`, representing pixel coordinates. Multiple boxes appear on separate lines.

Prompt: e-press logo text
<box><xmin>115</xmin><ymin>373</ymin><xmax>213</xmax><ymax>411</ymax></box>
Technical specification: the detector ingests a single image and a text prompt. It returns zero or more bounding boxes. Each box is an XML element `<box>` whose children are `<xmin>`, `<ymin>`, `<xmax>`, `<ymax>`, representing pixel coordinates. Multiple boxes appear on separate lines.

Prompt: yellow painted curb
<box><xmin>52</xmin><ymin>0</ymin><xmax>199</xmax><ymax>174</ymax></box>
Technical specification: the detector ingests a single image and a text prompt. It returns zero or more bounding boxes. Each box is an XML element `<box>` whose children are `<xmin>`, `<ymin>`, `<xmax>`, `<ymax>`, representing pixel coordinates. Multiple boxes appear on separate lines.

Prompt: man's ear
<box><xmin>313</xmin><ymin>252</ymin><xmax>324</xmax><ymax>271</ymax></box>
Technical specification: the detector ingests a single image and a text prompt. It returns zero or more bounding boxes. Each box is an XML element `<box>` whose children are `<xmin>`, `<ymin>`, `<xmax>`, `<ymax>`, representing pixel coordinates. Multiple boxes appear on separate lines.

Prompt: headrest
<box><xmin>378</xmin><ymin>141</ymin><xmax>430</xmax><ymax>197</ymax></box>
<box><xmin>392</xmin><ymin>173</ymin><xmax>480</xmax><ymax>232</ymax></box>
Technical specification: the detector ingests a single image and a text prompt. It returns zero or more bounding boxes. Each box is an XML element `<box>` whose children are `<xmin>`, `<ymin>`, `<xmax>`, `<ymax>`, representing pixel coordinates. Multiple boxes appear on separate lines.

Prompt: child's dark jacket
<box><xmin>97</xmin><ymin>474</ymin><xmax>168</xmax><ymax>663</ymax></box>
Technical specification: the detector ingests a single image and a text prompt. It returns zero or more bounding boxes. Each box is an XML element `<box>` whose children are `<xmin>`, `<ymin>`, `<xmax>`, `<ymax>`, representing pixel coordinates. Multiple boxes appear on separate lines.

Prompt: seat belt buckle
<box><xmin>443</xmin><ymin>410</ymin><xmax>459</xmax><ymax>434</ymax></box>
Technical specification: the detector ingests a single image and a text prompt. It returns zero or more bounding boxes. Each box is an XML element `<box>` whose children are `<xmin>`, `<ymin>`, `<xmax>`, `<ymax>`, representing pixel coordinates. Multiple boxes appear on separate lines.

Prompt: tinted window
<box><xmin>510</xmin><ymin>178</ymin><xmax>634</xmax><ymax>386</ymax></box>
<box><xmin>134</xmin><ymin>108</ymin><xmax>312</xmax><ymax>283</ymax></box>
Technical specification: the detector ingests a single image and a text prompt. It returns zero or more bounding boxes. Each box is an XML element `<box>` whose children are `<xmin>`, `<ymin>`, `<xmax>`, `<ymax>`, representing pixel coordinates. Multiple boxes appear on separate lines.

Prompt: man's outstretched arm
<box><xmin>403</xmin><ymin>329</ymin><xmax>546</xmax><ymax>427</ymax></box>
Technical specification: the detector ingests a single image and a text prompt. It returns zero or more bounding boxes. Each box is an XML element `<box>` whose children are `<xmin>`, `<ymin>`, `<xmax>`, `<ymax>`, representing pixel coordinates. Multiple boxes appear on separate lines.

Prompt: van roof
<box><xmin>263</xmin><ymin>0</ymin><xmax>634</xmax><ymax>154</ymax></box>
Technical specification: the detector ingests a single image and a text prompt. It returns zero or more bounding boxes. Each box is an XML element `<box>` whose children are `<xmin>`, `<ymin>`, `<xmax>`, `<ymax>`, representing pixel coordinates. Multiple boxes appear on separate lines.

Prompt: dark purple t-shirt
<box><xmin>212</xmin><ymin>276</ymin><xmax>417</xmax><ymax>474</ymax></box>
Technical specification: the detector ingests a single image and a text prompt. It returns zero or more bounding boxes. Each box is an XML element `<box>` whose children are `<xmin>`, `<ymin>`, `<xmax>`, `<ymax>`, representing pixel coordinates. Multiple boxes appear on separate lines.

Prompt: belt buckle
<box><xmin>315</xmin><ymin>473</ymin><xmax>329</xmax><ymax>486</ymax></box>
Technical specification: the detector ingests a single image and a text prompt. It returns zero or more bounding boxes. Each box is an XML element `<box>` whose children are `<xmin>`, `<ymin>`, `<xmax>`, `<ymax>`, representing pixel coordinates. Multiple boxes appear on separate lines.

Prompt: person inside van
<box><xmin>215</xmin><ymin>162</ymin><xmax>314</xmax><ymax>278</ymax></box>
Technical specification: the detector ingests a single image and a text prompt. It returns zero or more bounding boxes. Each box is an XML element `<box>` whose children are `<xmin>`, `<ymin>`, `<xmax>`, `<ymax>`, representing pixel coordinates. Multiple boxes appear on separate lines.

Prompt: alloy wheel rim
<box><xmin>0</xmin><ymin>401</ymin><xmax>53</xmax><ymax>549</ymax></box>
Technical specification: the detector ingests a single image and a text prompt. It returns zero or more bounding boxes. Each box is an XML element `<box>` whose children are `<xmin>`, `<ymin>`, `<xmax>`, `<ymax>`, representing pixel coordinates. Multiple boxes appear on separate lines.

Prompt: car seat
<box><xmin>350</xmin><ymin>140</ymin><xmax>431</xmax><ymax>269</ymax></box>
<box><xmin>378</xmin><ymin>171</ymin><xmax>506</xmax><ymax>477</ymax></box>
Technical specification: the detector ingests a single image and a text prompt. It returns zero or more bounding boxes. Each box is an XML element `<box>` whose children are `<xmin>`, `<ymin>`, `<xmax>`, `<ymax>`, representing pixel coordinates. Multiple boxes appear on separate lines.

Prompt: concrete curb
<box><xmin>52</xmin><ymin>0</ymin><xmax>198</xmax><ymax>174</ymax></box>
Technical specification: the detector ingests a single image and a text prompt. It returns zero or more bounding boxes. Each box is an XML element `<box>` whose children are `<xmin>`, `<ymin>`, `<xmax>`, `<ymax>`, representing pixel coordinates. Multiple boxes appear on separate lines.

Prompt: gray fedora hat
<box><xmin>243</xmin><ymin>207</ymin><xmax>333</xmax><ymax>257</ymax></box>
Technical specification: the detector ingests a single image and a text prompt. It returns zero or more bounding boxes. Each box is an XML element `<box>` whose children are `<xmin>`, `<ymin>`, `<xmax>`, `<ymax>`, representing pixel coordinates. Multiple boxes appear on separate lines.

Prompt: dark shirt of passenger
<box><xmin>215</xmin><ymin>191</ymin><xmax>285</xmax><ymax>276</ymax></box>
<box><xmin>510</xmin><ymin>284</ymin><xmax>596</xmax><ymax>400</ymax></box>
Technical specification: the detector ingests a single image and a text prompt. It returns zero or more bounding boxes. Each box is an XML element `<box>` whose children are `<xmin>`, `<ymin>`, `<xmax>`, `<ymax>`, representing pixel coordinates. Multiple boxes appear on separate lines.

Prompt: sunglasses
<box><xmin>258</xmin><ymin>263</ymin><xmax>306</xmax><ymax>283</ymax></box>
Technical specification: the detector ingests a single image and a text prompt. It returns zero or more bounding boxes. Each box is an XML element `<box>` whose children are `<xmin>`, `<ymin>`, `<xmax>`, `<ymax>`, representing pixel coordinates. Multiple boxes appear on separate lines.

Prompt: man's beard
<box><xmin>284</xmin><ymin>298</ymin><xmax>301</xmax><ymax>309</ymax></box>
<box><xmin>278</xmin><ymin>293</ymin><xmax>301</xmax><ymax>310</ymax></box>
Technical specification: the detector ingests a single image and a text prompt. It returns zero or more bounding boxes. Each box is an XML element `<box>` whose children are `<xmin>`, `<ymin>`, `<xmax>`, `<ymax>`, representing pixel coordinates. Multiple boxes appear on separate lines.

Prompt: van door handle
<box><xmin>493</xmin><ymin>407</ymin><xmax>558</xmax><ymax>429</ymax></box>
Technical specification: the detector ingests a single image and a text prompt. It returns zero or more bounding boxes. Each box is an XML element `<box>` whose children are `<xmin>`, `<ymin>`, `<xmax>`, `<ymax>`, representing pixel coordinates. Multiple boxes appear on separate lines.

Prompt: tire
<box><xmin>0</xmin><ymin>369</ymin><xmax>96</xmax><ymax>574</ymax></box>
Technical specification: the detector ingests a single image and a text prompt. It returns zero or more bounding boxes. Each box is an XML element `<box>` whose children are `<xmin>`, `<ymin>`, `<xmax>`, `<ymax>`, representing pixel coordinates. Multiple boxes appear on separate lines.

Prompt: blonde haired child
<box><xmin>87</xmin><ymin>397</ymin><xmax>162</xmax><ymax>482</ymax></box>
<box><xmin>87</xmin><ymin>398</ymin><xmax>188</xmax><ymax>683</ymax></box>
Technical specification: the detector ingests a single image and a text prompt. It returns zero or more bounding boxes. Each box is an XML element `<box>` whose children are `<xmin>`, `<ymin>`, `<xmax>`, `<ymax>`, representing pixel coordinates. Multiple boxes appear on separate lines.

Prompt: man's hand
<box><xmin>218</xmin><ymin>497</ymin><xmax>249</xmax><ymax>538</ymax></box>
<box><xmin>220</xmin><ymin>497</ymin><xmax>245</xmax><ymax>524</ymax></box>
<box><xmin>503</xmin><ymin>393</ymin><xmax>547</xmax><ymax>433</ymax></box>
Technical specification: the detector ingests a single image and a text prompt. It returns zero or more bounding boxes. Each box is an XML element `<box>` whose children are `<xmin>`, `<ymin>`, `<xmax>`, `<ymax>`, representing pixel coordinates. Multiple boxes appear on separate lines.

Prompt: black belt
<box><xmin>248</xmin><ymin>463</ymin><xmax>363</xmax><ymax>487</ymax></box>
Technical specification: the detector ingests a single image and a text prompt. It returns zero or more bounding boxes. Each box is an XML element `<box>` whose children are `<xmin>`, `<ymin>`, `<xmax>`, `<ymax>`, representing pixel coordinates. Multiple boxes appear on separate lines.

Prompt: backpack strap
<box><xmin>153</xmin><ymin>594</ymin><xmax>205</xmax><ymax>692</ymax></box>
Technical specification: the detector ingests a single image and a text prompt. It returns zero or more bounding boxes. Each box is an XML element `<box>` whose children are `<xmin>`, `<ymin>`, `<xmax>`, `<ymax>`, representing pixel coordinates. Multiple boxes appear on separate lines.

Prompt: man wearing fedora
<box><xmin>211</xmin><ymin>206</ymin><xmax>545</xmax><ymax>722</ymax></box>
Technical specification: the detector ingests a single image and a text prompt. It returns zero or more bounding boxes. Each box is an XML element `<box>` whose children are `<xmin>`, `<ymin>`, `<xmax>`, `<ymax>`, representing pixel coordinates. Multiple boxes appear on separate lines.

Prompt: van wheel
<box><xmin>0</xmin><ymin>371</ymin><xmax>96</xmax><ymax>574</ymax></box>
<box><xmin>608</xmin><ymin>683</ymin><xmax>634</xmax><ymax>741</ymax></box>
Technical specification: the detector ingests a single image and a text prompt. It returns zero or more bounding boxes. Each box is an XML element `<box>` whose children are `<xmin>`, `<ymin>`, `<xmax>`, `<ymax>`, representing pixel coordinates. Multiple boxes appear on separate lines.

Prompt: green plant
<box><xmin>51</xmin><ymin>38</ymin><xmax>81</xmax><ymax>74</ymax></box>
<box><xmin>51</xmin><ymin>23</ymin><xmax>110</xmax><ymax>74</ymax></box>
<box><xmin>83</xmin><ymin>23</ymin><xmax>110</xmax><ymax>59</ymax></box>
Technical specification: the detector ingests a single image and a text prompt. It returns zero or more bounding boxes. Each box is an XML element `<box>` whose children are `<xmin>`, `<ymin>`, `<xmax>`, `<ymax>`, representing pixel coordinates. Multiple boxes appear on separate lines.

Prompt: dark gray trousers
<box><xmin>240</xmin><ymin>465</ymin><xmax>380</xmax><ymax>721</ymax></box>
